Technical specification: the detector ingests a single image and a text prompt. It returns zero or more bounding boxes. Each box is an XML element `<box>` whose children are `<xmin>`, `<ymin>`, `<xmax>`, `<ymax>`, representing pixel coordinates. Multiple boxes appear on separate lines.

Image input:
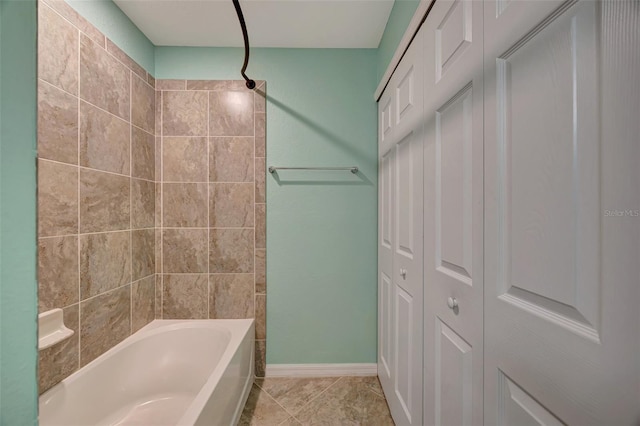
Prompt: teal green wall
<box><xmin>0</xmin><ymin>0</ymin><xmax>38</xmax><ymax>424</ymax></box>
<box><xmin>156</xmin><ymin>48</ymin><xmax>379</xmax><ymax>363</ymax></box>
<box><xmin>376</xmin><ymin>0</ymin><xmax>420</xmax><ymax>83</ymax></box>
<box><xmin>66</xmin><ymin>0</ymin><xmax>155</xmax><ymax>74</ymax></box>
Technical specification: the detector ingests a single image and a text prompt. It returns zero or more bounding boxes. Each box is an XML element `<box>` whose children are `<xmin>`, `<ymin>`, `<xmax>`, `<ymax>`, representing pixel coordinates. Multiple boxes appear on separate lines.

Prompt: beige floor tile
<box><xmin>256</xmin><ymin>377</ymin><xmax>340</xmax><ymax>415</ymax></box>
<box><xmin>240</xmin><ymin>384</ymin><xmax>291</xmax><ymax>426</ymax></box>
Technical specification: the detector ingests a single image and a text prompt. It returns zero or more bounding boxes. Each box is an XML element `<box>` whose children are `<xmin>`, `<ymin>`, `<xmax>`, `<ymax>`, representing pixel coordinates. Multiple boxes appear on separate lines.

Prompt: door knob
<box><xmin>400</xmin><ymin>268</ymin><xmax>407</xmax><ymax>279</ymax></box>
<box><xmin>447</xmin><ymin>297</ymin><xmax>458</xmax><ymax>310</ymax></box>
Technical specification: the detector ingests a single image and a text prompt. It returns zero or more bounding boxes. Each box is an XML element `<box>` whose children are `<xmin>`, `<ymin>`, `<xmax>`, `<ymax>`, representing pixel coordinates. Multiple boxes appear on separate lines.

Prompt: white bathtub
<box><xmin>39</xmin><ymin>319</ymin><xmax>255</xmax><ymax>426</ymax></box>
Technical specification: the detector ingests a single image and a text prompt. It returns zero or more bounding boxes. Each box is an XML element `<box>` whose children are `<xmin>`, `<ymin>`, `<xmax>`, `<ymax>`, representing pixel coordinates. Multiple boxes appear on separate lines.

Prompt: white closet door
<box><xmin>422</xmin><ymin>1</ymin><xmax>484</xmax><ymax>425</ymax></box>
<box><xmin>378</xmin><ymin>27</ymin><xmax>425</xmax><ymax>426</ymax></box>
<box><xmin>484</xmin><ymin>1</ymin><xmax>640</xmax><ymax>424</ymax></box>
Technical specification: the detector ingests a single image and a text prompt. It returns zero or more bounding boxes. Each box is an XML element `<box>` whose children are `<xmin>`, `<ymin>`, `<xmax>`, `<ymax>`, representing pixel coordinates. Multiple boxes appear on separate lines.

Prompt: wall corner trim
<box><xmin>265</xmin><ymin>363</ymin><xmax>378</xmax><ymax>377</ymax></box>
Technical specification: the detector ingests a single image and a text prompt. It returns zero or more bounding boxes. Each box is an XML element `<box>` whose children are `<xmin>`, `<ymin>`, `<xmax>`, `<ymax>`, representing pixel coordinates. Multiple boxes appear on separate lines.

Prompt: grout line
<box><xmin>160</xmin><ymin>90</ymin><xmax>164</xmax><ymax>319</ymax></box>
<box><xmin>129</xmin><ymin>70</ymin><xmax>134</xmax><ymax>336</ymax></box>
<box><xmin>207</xmin><ymin>87</ymin><xmax>211</xmax><ymax>319</ymax></box>
<box><xmin>290</xmin><ymin>377</ymin><xmax>344</xmax><ymax>417</ymax></box>
<box><xmin>76</xmin><ymin>29</ymin><xmax>82</xmax><ymax>368</ymax></box>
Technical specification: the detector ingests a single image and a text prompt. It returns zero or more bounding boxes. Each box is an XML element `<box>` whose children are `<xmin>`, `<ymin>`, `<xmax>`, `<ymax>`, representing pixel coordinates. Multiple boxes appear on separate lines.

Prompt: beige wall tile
<box><xmin>131</xmin><ymin>127</ymin><xmax>155</xmax><ymax>181</ymax></box>
<box><xmin>131</xmin><ymin>178</ymin><xmax>155</xmax><ymax>229</ymax></box>
<box><xmin>210</xmin><ymin>228</ymin><xmax>254</xmax><ymax>273</ymax></box>
<box><xmin>209</xmin><ymin>137</ymin><xmax>254</xmax><ymax>182</ymax></box>
<box><xmin>209</xmin><ymin>274</ymin><xmax>254</xmax><ymax>319</ymax></box>
<box><xmin>106</xmin><ymin>39</ymin><xmax>147</xmax><ymax>80</ymax></box>
<box><xmin>155</xmin><ymin>229</ymin><xmax>162</xmax><ymax>274</ymax></box>
<box><xmin>255</xmin><ymin>158</ymin><xmax>265</xmax><ymax>203</ymax></box>
<box><xmin>256</xmin><ymin>203</ymin><xmax>266</xmax><ymax>249</ymax></box>
<box><xmin>255</xmin><ymin>249</ymin><xmax>266</xmax><ymax>294</ymax></box>
<box><xmin>80</xmin><ymin>231</ymin><xmax>131</xmax><ymax>300</ymax></box>
<box><xmin>38</xmin><ymin>81</ymin><xmax>78</xmax><ymax>164</ymax></box>
<box><xmin>255</xmin><ymin>340</ymin><xmax>266</xmax><ymax>378</ymax></box>
<box><xmin>80</xmin><ymin>169</ymin><xmax>130</xmax><ymax>233</ymax></box>
<box><xmin>38</xmin><ymin>160</ymin><xmax>78</xmax><ymax>237</ymax></box>
<box><xmin>162</xmin><ymin>91</ymin><xmax>208</xmax><ymax>136</ymax></box>
<box><xmin>162</xmin><ymin>274</ymin><xmax>208</xmax><ymax>319</ymax></box>
<box><xmin>80</xmin><ymin>285</ymin><xmax>131</xmax><ymax>365</ymax></box>
<box><xmin>209</xmin><ymin>91</ymin><xmax>254</xmax><ymax>136</ymax></box>
<box><xmin>210</xmin><ymin>183</ymin><xmax>254</xmax><ymax>227</ymax></box>
<box><xmin>255</xmin><ymin>294</ymin><xmax>266</xmax><ymax>340</ymax></box>
<box><xmin>132</xmin><ymin>276</ymin><xmax>155</xmax><ymax>332</ymax></box>
<box><xmin>155</xmin><ymin>180</ymin><xmax>162</xmax><ymax>228</ymax></box>
<box><xmin>163</xmin><ymin>183</ymin><xmax>208</xmax><ymax>227</ymax></box>
<box><xmin>155</xmin><ymin>91</ymin><xmax>162</xmax><ymax>136</ymax></box>
<box><xmin>163</xmin><ymin>229</ymin><xmax>208</xmax><ymax>273</ymax></box>
<box><xmin>38</xmin><ymin>4</ymin><xmax>78</xmax><ymax>94</ymax></box>
<box><xmin>38</xmin><ymin>304</ymin><xmax>79</xmax><ymax>394</ymax></box>
<box><xmin>42</xmin><ymin>0</ymin><xmax>105</xmax><ymax>47</ymax></box>
<box><xmin>131</xmin><ymin>73</ymin><xmax>155</xmax><ymax>133</ymax></box>
<box><xmin>132</xmin><ymin>229</ymin><xmax>155</xmax><ymax>281</ymax></box>
<box><xmin>255</xmin><ymin>113</ymin><xmax>266</xmax><ymax>157</ymax></box>
<box><xmin>38</xmin><ymin>236</ymin><xmax>79</xmax><ymax>312</ymax></box>
<box><xmin>156</xmin><ymin>79</ymin><xmax>185</xmax><ymax>90</ymax></box>
<box><xmin>79</xmin><ymin>35</ymin><xmax>130</xmax><ymax>120</ymax></box>
<box><xmin>79</xmin><ymin>101</ymin><xmax>130</xmax><ymax>175</ymax></box>
<box><xmin>187</xmin><ymin>80</ymin><xmax>248</xmax><ymax>91</ymax></box>
<box><xmin>255</xmin><ymin>86</ymin><xmax>266</xmax><ymax>113</ymax></box>
<box><xmin>147</xmin><ymin>74</ymin><xmax>156</xmax><ymax>89</ymax></box>
<box><xmin>163</xmin><ymin>137</ymin><xmax>208</xmax><ymax>182</ymax></box>
<box><xmin>155</xmin><ymin>275</ymin><xmax>162</xmax><ymax>319</ymax></box>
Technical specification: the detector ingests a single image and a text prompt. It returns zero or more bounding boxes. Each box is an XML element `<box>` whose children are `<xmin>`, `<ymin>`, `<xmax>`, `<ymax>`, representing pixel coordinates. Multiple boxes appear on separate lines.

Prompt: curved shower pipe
<box><xmin>232</xmin><ymin>0</ymin><xmax>256</xmax><ymax>90</ymax></box>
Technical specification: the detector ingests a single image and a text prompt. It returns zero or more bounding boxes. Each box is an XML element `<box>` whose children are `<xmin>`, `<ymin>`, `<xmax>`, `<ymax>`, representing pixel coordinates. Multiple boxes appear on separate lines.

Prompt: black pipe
<box><xmin>232</xmin><ymin>0</ymin><xmax>256</xmax><ymax>90</ymax></box>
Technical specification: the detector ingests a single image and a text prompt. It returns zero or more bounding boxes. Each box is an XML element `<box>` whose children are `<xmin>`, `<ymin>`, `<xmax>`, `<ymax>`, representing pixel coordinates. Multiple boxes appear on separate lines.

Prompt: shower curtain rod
<box><xmin>232</xmin><ymin>0</ymin><xmax>256</xmax><ymax>90</ymax></box>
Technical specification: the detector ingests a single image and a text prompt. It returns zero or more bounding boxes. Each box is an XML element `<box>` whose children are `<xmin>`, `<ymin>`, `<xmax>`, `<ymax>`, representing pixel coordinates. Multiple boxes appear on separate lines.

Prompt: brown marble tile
<box><xmin>38</xmin><ymin>304</ymin><xmax>79</xmax><ymax>394</ymax></box>
<box><xmin>155</xmin><ymin>174</ymin><xmax>161</xmax><ymax>228</ymax></box>
<box><xmin>163</xmin><ymin>229</ymin><xmax>208</xmax><ymax>273</ymax></box>
<box><xmin>155</xmin><ymin>275</ymin><xmax>162</xmax><ymax>319</ymax></box>
<box><xmin>294</xmin><ymin>377</ymin><xmax>394</xmax><ymax>425</ymax></box>
<box><xmin>163</xmin><ymin>183</ymin><xmax>208</xmax><ymax>227</ymax></box>
<box><xmin>209</xmin><ymin>137</ymin><xmax>254</xmax><ymax>182</ymax></box>
<box><xmin>131</xmin><ymin>73</ymin><xmax>155</xmax><ymax>133</ymax></box>
<box><xmin>187</xmin><ymin>80</ymin><xmax>252</xmax><ymax>91</ymax></box>
<box><xmin>239</xmin><ymin>384</ymin><xmax>290</xmax><ymax>426</ymax></box>
<box><xmin>210</xmin><ymin>183</ymin><xmax>254</xmax><ymax>227</ymax></box>
<box><xmin>256</xmin><ymin>377</ymin><xmax>340</xmax><ymax>415</ymax></box>
<box><xmin>256</xmin><ymin>204</ymin><xmax>266</xmax><ymax>249</ymax></box>
<box><xmin>255</xmin><ymin>86</ymin><xmax>266</xmax><ymax>113</ymax></box>
<box><xmin>255</xmin><ymin>113</ymin><xmax>266</xmax><ymax>157</ymax></box>
<box><xmin>255</xmin><ymin>340</ymin><xmax>266</xmax><ymax>378</ymax></box>
<box><xmin>79</xmin><ymin>34</ymin><xmax>130</xmax><ymax>120</ymax></box>
<box><xmin>131</xmin><ymin>127</ymin><xmax>155</xmax><ymax>180</ymax></box>
<box><xmin>147</xmin><ymin>74</ymin><xmax>156</xmax><ymax>88</ymax></box>
<box><xmin>209</xmin><ymin>91</ymin><xmax>254</xmax><ymax>136</ymax></box>
<box><xmin>361</xmin><ymin>375</ymin><xmax>385</xmax><ymax>397</ymax></box>
<box><xmin>38</xmin><ymin>3</ymin><xmax>78</xmax><ymax>94</ymax></box>
<box><xmin>131</xmin><ymin>178</ymin><xmax>155</xmax><ymax>229</ymax></box>
<box><xmin>255</xmin><ymin>294</ymin><xmax>266</xmax><ymax>339</ymax></box>
<box><xmin>209</xmin><ymin>229</ymin><xmax>254</xmax><ymax>273</ymax></box>
<box><xmin>156</xmin><ymin>79</ymin><xmax>185</xmax><ymax>90</ymax></box>
<box><xmin>162</xmin><ymin>274</ymin><xmax>208</xmax><ymax>319</ymax></box>
<box><xmin>132</xmin><ymin>229</ymin><xmax>155</xmax><ymax>281</ymax></box>
<box><xmin>155</xmin><ymin>91</ymin><xmax>162</xmax><ymax>136</ymax></box>
<box><xmin>38</xmin><ymin>81</ymin><xmax>78</xmax><ymax>164</ymax></box>
<box><xmin>279</xmin><ymin>417</ymin><xmax>302</xmax><ymax>426</ymax></box>
<box><xmin>132</xmin><ymin>276</ymin><xmax>155</xmax><ymax>332</ymax></box>
<box><xmin>255</xmin><ymin>158</ymin><xmax>265</xmax><ymax>203</ymax></box>
<box><xmin>79</xmin><ymin>101</ymin><xmax>130</xmax><ymax>175</ymax></box>
<box><xmin>38</xmin><ymin>236</ymin><xmax>79</xmax><ymax>312</ymax></box>
<box><xmin>38</xmin><ymin>160</ymin><xmax>78</xmax><ymax>237</ymax></box>
<box><xmin>42</xmin><ymin>0</ymin><xmax>105</xmax><ymax>47</ymax></box>
<box><xmin>155</xmin><ymin>229</ymin><xmax>162</xmax><ymax>274</ymax></box>
<box><xmin>162</xmin><ymin>91</ymin><xmax>208</xmax><ymax>136</ymax></box>
<box><xmin>80</xmin><ymin>285</ymin><xmax>131</xmax><ymax>366</ymax></box>
<box><xmin>80</xmin><ymin>231</ymin><xmax>131</xmax><ymax>300</ymax></box>
<box><xmin>155</xmin><ymin>136</ymin><xmax>162</xmax><ymax>185</ymax></box>
<box><xmin>255</xmin><ymin>249</ymin><xmax>266</xmax><ymax>294</ymax></box>
<box><xmin>106</xmin><ymin>39</ymin><xmax>147</xmax><ymax>80</ymax></box>
<box><xmin>209</xmin><ymin>274</ymin><xmax>254</xmax><ymax>319</ymax></box>
<box><xmin>163</xmin><ymin>137</ymin><xmax>208</xmax><ymax>182</ymax></box>
<box><xmin>79</xmin><ymin>169</ymin><xmax>130</xmax><ymax>233</ymax></box>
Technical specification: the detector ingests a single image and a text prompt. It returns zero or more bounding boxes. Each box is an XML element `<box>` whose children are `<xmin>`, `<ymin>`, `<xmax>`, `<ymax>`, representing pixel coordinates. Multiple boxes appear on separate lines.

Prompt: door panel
<box><xmin>484</xmin><ymin>0</ymin><xmax>640</xmax><ymax>424</ymax></box>
<box><xmin>379</xmin><ymin>24</ymin><xmax>425</xmax><ymax>426</ymax></box>
<box><xmin>424</xmin><ymin>1</ymin><xmax>484</xmax><ymax>425</ymax></box>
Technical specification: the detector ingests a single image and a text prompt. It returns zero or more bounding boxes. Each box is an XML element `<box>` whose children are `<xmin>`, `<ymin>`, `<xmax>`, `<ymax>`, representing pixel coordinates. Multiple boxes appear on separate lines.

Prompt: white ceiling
<box><xmin>113</xmin><ymin>0</ymin><xmax>394</xmax><ymax>48</ymax></box>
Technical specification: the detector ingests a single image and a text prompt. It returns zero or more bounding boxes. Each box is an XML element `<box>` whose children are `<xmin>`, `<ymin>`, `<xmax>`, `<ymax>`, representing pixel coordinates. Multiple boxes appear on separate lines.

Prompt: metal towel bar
<box><xmin>268</xmin><ymin>166</ymin><xmax>358</xmax><ymax>174</ymax></box>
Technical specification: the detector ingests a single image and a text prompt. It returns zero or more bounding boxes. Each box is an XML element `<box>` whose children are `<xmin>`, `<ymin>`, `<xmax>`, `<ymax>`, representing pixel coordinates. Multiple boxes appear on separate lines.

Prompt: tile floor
<box><xmin>239</xmin><ymin>376</ymin><xmax>395</xmax><ymax>425</ymax></box>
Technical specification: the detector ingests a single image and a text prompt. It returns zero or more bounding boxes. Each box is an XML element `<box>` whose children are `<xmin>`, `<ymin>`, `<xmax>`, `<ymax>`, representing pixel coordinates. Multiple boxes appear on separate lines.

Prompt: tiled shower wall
<box><xmin>37</xmin><ymin>0</ymin><xmax>156</xmax><ymax>394</ymax></box>
<box><xmin>37</xmin><ymin>0</ymin><xmax>266</xmax><ymax>394</ymax></box>
<box><xmin>155</xmin><ymin>80</ymin><xmax>267</xmax><ymax>377</ymax></box>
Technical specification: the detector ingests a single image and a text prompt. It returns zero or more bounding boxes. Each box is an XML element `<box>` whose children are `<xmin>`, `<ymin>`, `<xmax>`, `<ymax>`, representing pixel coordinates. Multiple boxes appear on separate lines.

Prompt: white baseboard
<box><xmin>265</xmin><ymin>363</ymin><xmax>378</xmax><ymax>378</ymax></box>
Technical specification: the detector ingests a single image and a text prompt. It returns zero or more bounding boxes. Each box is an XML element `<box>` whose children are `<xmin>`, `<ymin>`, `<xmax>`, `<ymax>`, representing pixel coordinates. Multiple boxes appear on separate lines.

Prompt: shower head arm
<box><xmin>232</xmin><ymin>0</ymin><xmax>256</xmax><ymax>90</ymax></box>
